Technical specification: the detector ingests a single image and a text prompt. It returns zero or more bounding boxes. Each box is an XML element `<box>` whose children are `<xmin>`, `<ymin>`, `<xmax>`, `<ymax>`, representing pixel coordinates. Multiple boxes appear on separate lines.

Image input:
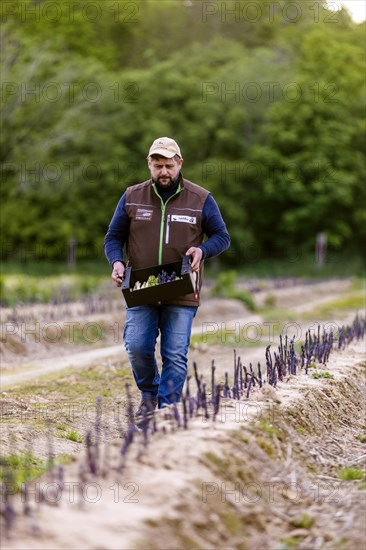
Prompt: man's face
<box><xmin>148</xmin><ymin>156</ymin><xmax>183</xmax><ymax>188</ymax></box>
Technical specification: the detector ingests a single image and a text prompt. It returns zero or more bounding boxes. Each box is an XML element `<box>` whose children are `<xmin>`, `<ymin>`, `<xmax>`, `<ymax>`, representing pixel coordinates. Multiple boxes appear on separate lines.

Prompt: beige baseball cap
<box><xmin>147</xmin><ymin>137</ymin><xmax>182</xmax><ymax>159</ymax></box>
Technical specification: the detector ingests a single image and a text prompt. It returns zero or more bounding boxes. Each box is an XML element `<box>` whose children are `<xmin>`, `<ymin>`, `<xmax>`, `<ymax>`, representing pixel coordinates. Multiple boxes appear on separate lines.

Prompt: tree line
<box><xmin>1</xmin><ymin>0</ymin><xmax>365</xmax><ymax>264</ymax></box>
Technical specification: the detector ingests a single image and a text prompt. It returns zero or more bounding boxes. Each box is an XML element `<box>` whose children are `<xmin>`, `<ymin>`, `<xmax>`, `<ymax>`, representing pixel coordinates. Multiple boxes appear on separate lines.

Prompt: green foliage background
<box><xmin>1</xmin><ymin>0</ymin><xmax>365</xmax><ymax>265</ymax></box>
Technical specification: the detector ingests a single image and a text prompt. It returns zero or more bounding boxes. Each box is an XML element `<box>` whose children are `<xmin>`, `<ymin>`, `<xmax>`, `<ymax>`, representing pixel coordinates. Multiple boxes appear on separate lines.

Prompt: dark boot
<box><xmin>135</xmin><ymin>397</ymin><xmax>158</xmax><ymax>428</ymax></box>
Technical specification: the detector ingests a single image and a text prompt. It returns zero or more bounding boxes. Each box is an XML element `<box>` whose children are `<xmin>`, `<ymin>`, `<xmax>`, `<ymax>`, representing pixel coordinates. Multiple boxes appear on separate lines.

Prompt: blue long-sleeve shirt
<box><xmin>104</xmin><ymin>183</ymin><xmax>230</xmax><ymax>267</ymax></box>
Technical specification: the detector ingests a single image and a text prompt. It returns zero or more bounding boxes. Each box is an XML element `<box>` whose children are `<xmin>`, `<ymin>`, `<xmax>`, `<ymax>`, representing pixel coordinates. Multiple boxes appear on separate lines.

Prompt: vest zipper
<box><xmin>165</xmin><ymin>214</ymin><xmax>171</xmax><ymax>244</ymax></box>
<box><xmin>152</xmin><ymin>183</ymin><xmax>181</xmax><ymax>264</ymax></box>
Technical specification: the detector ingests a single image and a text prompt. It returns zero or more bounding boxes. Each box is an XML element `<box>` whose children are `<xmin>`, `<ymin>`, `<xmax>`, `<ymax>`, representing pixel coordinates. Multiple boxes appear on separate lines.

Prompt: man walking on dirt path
<box><xmin>104</xmin><ymin>137</ymin><xmax>230</xmax><ymax>423</ymax></box>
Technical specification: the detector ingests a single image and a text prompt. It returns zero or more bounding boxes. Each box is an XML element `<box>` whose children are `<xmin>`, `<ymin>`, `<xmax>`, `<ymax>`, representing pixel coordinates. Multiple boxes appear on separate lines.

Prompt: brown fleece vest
<box><xmin>125</xmin><ymin>177</ymin><xmax>209</xmax><ymax>306</ymax></box>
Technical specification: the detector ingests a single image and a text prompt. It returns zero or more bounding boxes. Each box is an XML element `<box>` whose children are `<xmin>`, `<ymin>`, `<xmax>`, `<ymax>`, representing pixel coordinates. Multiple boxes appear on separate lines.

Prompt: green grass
<box><xmin>259</xmin><ymin>419</ymin><xmax>280</xmax><ymax>438</ymax></box>
<box><xmin>262</xmin><ymin>309</ymin><xmax>298</xmax><ymax>322</ymax></box>
<box><xmin>7</xmin><ymin>362</ymin><xmax>132</xmax><ymax>410</ymax></box>
<box><xmin>1</xmin><ymin>364</ymin><xmax>132</xmax><ymax>477</ymax></box>
<box><xmin>0</xmin><ymin>452</ymin><xmax>72</xmax><ymax>489</ymax></box>
<box><xmin>310</xmin><ymin>371</ymin><xmax>334</xmax><ymax>379</ymax></box>
<box><xmin>325</xmin><ymin>293</ymin><xmax>365</xmax><ymax>310</ymax></box>
<box><xmin>299</xmin><ymin>292</ymin><xmax>365</xmax><ymax>321</ymax></box>
<box><xmin>0</xmin><ymin>272</ymin><xmax>109</xmax><ymax>306</ymax></box>
<box><xmin>6</xmin><ymin>255</ymin><xmax>361</xmax><ymax>280</ymax></box>
<box><xmin>210</xmin><ymin>270</ymin><xmax>257</xmax><ymax>311</ymax></box>
<box><xmin>206</xmin><ymin>254</ymin><xmax>365</xmax><ymax>279</ymax></box>
<box><xmin>338</xmin><ymin>467</ymin><xmax>365</xmax><ymax>481</ymax></box>
<box><xmin>0</xmin><ymin>452</ymin><xmax>47</xmax><ymax>486</ymax></box>
<box><xmin>256</xmin><ymin>437</ymin><xmax>274</xmax><ymax>456</ymax></box>
<box><xmin>261</xmin><ymin>288</ymin><xmax>365</xmax><ymax>329</ymax></box>
<box><xmin>65</xmin><ymin>430</ymin><xmax>83</xmax><ymax>443</ymax></box>
<box><xmin>55</xmin><ymin>423</ymin><xmax>68</xmax><ymax>431</ymax></box>
<box><xmin>190</xmin><ymin>317</ymin><xmax>286</xmax><ymax>349</ymax></box>
<box><xmin>0</xmin><ymin>260</ymin><xmax>109</xmax><ymax>277</ymax></box>
<box><xmin>350</xmin><ymin>277</ymin><xmax>365</xmax><ymax>291</ymax></box>
<box><xmin>279</xmin><ymin>537</ymin><xmax>302</xmax><ymax>549</ymax></box>
<box><xmin>61</xmin><ymin>321</ymin><xmax>109</xmax><ymax>345</ymax></box>
<box><xmin>190</xmin><ymin>332</ymin><xmax>266</xmax><ymax>349</ymax></box>
<box><xmin>290</xmin><ymin>513</ymin><xmax>315</xmax><ymax>529</ymax></box>
<box><xmin>263</xmin><ymin>293</ymin><xmax>277</xmax><ymax>308</ymax></box>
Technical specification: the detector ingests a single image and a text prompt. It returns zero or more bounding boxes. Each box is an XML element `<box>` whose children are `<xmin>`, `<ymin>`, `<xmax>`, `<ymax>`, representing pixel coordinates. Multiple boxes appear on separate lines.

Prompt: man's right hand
<box><xmin>112</xmin><ymin>261</ymin><xmax>125</xmax><ymax>287</ymax></box>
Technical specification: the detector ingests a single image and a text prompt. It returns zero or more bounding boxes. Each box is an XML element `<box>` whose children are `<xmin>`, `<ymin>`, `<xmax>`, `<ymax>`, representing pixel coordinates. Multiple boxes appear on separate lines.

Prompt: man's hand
<box><xmin>112</xmin><ymin>261</ymin><xmax>125</xmax><ymax>287</ymax></box>
<box><xmin>186</xmin><ymin>247</ymin><xmax>203</xmax><ymax>272</ymax></box>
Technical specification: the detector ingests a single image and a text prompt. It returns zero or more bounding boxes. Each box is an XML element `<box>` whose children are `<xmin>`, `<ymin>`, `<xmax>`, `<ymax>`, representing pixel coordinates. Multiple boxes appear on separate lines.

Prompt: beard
<box><xmin>153</xmin><ymin>176</ymin><xmax>175</xmax><ymax>189</ymax></box>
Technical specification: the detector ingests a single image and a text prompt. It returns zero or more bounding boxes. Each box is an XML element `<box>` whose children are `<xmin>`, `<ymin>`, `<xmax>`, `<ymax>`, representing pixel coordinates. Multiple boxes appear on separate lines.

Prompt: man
<box><xmin>104</xmin><ymin>137</ymin><xmax>230</xmax><ymax>421</ymax></box>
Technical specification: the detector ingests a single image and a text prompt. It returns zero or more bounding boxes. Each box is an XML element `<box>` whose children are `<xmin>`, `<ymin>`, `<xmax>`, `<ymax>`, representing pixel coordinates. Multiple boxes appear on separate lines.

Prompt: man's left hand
<box><xmin>186</xmin><ymin>247</ymin><xmax>203</xmax><ymax>272</ymax></box>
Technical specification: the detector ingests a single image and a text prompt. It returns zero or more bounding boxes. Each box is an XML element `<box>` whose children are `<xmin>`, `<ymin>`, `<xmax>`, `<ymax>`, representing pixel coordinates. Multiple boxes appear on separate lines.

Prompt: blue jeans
<box><xmin>123</xmin><ymin>305</ymin><xmax>197</xmax><ymax>408</ymax></box>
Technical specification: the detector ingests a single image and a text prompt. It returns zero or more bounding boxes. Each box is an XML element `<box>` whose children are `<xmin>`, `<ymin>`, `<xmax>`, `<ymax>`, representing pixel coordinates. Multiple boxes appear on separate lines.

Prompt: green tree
<box><xmin>1</xmin><ymin>1</ymin><xmax>364</xmax><ymax>263</ymax></box>
<box><xmin>245</xmin><ymin>25</ymin><xmax>365</xmax><ymax>255</ymax></box>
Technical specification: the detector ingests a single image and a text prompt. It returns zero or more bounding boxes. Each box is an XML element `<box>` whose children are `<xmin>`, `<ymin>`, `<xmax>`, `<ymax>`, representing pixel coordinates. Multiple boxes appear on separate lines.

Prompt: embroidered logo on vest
<box><xmin>135</xmin><ymin>208</ymin><xmax>153</xmax><ymax>221</ymax></box>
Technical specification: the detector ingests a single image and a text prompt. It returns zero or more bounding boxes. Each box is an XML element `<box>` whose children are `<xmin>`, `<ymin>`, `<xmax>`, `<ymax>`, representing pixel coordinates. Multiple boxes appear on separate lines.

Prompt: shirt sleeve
<box><xmin>104</xmin><ymin>193</ymin><xmax>130</xmax><ymax>267</ymax></box>
<box><xmin>199</xmin><ymin>194</ymin><xmax>230</xmax><ymax>259</ymax></box>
